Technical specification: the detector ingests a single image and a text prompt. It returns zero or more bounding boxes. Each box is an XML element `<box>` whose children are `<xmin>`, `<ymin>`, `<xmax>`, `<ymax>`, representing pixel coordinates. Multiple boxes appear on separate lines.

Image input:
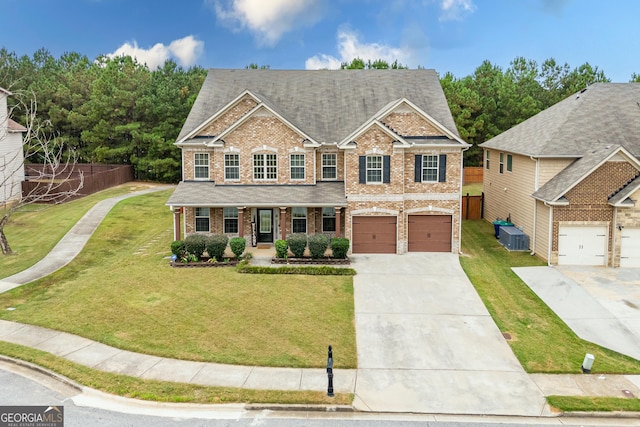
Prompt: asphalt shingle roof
<box><xmin>177</xmin><ymin>69</ymin><xmax>459</xmax><ymax>143</ymax></box>
<box><xmin>166</xmin><ymin>181</ymin><xmax>347</xmax><ymax>207</ymax></box>
<box><xmin>481</xmin><ymin>83</ymin><xmax>640</xmax><ymax>157</ymax></box>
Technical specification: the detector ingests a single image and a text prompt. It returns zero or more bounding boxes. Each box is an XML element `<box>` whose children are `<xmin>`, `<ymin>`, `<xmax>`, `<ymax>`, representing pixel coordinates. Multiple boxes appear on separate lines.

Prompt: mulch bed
<box><xmin>271</xmin><ymin>257</ymin><xmax>350</xmax><ymax>265</ymax></box>
<box><xmin>170</xmin><ymin>259</ymin><xmax>239</xmax><ymax>268</ymax></box>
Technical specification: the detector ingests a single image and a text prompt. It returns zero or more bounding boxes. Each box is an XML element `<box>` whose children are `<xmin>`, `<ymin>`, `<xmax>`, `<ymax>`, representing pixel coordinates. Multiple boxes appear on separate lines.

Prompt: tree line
<box><xmin>2</xmin><ymin>48</ymin><xmax>639</xmax><ymax>182</ymax></box>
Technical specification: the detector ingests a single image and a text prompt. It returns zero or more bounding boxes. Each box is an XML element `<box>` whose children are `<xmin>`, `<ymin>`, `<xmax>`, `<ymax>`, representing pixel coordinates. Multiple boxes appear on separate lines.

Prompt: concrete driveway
<box><xmin>514</xmin><ymin>265</ymin><xmax>640</xmax><ymax>361</ymax></box>
<box><xmin>351</xmin><ymin>253</ymin><xmax>547</xmax><ymax>416</ymax></box>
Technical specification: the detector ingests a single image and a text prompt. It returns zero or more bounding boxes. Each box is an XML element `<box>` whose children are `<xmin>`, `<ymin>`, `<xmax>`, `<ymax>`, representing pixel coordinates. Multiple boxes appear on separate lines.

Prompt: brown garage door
<box><xmin>352</xmin><ymin>216</ymin><xmax>397</xmax><ymax>254</ymax></box>
<box><xmin>408</xmin><ymin>215</ymin><xmax>452</xmax><ymax>252</ymax></box>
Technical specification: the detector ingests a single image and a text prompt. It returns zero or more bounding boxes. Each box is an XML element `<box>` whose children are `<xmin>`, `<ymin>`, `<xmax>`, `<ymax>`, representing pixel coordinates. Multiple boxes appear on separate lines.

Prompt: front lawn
<box><xmin>0</xmin><ymin>190</ymin><xmax>357</xmax><ymax>369</ymax></box>
<box><xmin>460</xmin><ymin>220</ymin><xmax>640</xmax><ymax>374</ymax></box>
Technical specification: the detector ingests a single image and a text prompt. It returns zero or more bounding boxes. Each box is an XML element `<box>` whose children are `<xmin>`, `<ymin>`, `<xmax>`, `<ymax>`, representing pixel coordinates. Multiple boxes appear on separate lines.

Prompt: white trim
<box><xmin>321</xmin><ymin>152</ymin><xmax>338</xmax><ymax>181</ymax></box>
<box><xmin>193</xmin><ymin>152</ymin><xmax>210</xmax><ymax>180</ymax></box>
<box><xmin>289</xmin><ymin>153</ymin><xmax>306</xmax><ymax>181</ymax></box>
<box><xmin>223</xmin><ymin>152</ymin><xmax>240</xmax><ymax>182</ymax></box>
<box><xmin>350</xmin><ymin>208</ymin><xmax>399</xmax><ymax>216</ymax></box>
<box><xmin>405</xmin><ymin>207</ymin><xmax>454</xmax><ymax>215</ymax></box>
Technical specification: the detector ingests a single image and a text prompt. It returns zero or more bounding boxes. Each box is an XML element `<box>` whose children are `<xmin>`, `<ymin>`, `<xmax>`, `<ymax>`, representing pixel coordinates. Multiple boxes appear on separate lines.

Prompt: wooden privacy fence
<box><xmin>462</xmin><ymin>193</ymin><xmax>484</xmax><ymax>220</ymax></box>
<box><xmin>22</xmin><ymin>164</ymin><xmax>134</xmax><ymax>203</ymax></box>
<box><xmin>463</xmin><ymin>167</ymin><xmax>483</xmax><ymax>184</ymax></box>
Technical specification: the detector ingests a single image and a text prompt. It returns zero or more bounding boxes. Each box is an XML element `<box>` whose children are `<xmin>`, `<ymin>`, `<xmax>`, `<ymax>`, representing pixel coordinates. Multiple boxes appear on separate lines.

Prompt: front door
<box><xmin>257</xmin><ymin>209</ymin><xmax>273</xmax><ymax>243</ymax></box>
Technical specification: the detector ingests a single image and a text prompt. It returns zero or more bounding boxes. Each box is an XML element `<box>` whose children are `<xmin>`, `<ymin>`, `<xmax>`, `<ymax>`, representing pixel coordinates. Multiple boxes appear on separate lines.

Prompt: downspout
<box><xmin>460</xmin><ymin>144</ymin><xmax>471</xmax><ymax>254</ymax></box>
<box><xmin>612</xmin><ymin>207</ymin><xmax>617</xmax><ymax>268</ymax></box>
<box><xmin>544</xmin><ymin>201</ymin><xmax>553</xmax><ymax>266</ymax></box>
<box><xmin>530</xmin><ymin>156</ymin><xmax>539</xmax><ymax>256</ymax></box>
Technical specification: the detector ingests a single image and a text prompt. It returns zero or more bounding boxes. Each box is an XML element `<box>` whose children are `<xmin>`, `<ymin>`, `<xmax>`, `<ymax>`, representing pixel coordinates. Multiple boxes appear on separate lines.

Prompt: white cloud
<box><xmin>107</xmin><ymin>35</ymin><xmax>204</xmax><ymax>69</ymax></box>
<box><xmin>439</xmin><ymin>0</ymin><xmax>476</xmax><ymax>21</ymax></box>
<box><xmin>305</xmin><ymin>30</ymin><xmax>414</xmax><ymax>70</ymax></box>
<box><xmin>212</xmin><ymin>0</ymin><xmax>324</xmax><ymax>46</ymax></box>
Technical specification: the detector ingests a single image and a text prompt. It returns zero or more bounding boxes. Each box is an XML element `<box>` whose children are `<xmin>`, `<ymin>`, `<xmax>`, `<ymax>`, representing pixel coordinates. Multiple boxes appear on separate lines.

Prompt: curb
<box><xmin>0</xmin><ymin>354</ymin><xmax>83</xmax><ymax>393</ymax></box>
<box><xmin>245</xmin><ymin>403</ymin><xmax>355</xmax><ymax>413</ymax></box>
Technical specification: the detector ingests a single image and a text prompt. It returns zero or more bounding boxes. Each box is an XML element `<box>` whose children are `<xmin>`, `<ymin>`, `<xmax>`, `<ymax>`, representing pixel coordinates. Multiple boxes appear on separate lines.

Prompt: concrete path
<box><xmin>514</xmin><ymin>266</ymin><xmax>640</xmax><ymax>361</ymax></box>
<box><xmin>350</xmin><ymin>253</ymin><xmax>548</xmax><ymax>416</ymax></box>
<box><xmin>0</xmin><ymin>185</ymin><xmax>174</xmax><ymax>293</ymax></box>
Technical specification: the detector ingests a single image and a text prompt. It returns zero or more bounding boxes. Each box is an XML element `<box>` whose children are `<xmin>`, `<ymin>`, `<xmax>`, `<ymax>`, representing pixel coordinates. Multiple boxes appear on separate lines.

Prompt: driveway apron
<box><xmin>351</xmin><ymin>253</ymin><xmax>546</xmax><ymax>415</ymax></box>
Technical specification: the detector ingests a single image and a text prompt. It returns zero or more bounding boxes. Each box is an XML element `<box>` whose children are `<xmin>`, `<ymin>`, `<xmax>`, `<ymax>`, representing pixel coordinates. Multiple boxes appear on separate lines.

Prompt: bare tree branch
<box><xmin>0</xmin><ymin>89</ymin><xmax>83</xmax><ymax>255</ymax></box>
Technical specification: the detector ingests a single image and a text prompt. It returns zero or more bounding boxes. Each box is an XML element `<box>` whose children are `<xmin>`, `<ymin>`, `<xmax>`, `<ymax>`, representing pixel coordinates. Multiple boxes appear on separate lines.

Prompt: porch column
<box><xmin>280</xmin><ymin>207</ymin><xmax>287</xmax><ymax>240</ymax></box>
<box><xmin>335</xmin><ymin>207</ymin><xmax>342</xmax><ymax>237</ymax></box>
<box><xmin>173</xmin><ymin>207</ymin><xmax>182</xmax><ymax>241</ymax></box>
<box><xmin>237</xmin><ymin>207</ymin><xmax>244</xmax><ymax>238</ymax></box>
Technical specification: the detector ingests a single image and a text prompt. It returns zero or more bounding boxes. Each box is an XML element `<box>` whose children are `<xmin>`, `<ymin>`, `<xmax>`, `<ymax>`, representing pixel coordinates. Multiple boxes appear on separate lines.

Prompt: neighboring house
<box><xmin>167</xmin><ymin>69</ymin><xmax>469</xmax><ymax>254</ymax></box>
<box><xmin>481</xmin><ymin>83</ymin><xmax>640</xmax><ymax>267</ymax></box>
<box><xmin>0</xmin><ymin>87</ymin><xmax>26</xmax><ymax>205</ymax></box>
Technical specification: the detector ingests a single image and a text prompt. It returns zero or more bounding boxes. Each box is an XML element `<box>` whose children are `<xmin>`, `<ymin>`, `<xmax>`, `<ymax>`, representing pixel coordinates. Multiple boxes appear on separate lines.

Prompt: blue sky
<box><xmin>2</xmin><ymin>0</ymin><xmax>639</xmax><ymax>82</ymax></box>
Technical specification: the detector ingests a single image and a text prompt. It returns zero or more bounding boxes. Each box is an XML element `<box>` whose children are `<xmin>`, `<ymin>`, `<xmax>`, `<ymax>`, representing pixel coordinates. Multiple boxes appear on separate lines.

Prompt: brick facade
<box><xmin>550</xmin><ymin>161</ymin><xmax>640</xmax><ymax>266</ymax></box>
<box><xmin>177</xmin><ymin>99</ymin><xmax>464</xmax><ymax>254</ymax></box>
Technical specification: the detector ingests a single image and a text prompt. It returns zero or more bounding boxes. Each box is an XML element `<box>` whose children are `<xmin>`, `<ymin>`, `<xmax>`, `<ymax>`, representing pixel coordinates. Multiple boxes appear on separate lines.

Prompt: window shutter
<box><xmin>383</xmin><ymin>155</ymin><xmax>391</xmax><ymax>183</ymax></box>
<box><xmin>414</xmin><ymin>155</ymin><xmax>422</xmax><ymax>182</ymax></box>
<box><xmin>438</xmin><ymin>154</ymin><xmax>447</xmax><ymax>182</ymax></box>
<box><xmin>359</xmin><ymin>156</ymin><xmax>366</xmax><ymax>184</ymax></box>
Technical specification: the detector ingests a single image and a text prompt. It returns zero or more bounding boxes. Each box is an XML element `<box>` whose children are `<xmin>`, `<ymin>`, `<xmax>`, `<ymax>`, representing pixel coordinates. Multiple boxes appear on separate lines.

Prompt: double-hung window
<box><xmin>292</xmin><ymin>207</ymin><xmax>307</xmax><ymax>233</ymax></box>
<box><xmin>322</xmin><ymin>207</ymin><xmax>336</xmax><ymax>233</ymax></box>
<box><xmin>253</xmin><ymin>153</ymin><xmax>277</xmax><ymax>180</ymax></box>
<box><xmin>290</xmin><ymin>154</ymin><xmax>305</xmax><ymax>180</ymax></box>
<box><xmin>194</xmin><ymin>153</ymin><xmax>209</xmax><ymax>179</ymax></box>
<box><xmin>223</xmin><ymin>207</ymin><xmax>238</xmax><ymax>234</ymax></box>
<box><xmin>499</xmin><ymin>152</ymin><xmax>504</xmax><ymax>174</ymax></box>
<box><xmin>366</xmin><ymin>156</ymin><xmax>383</xmax><ymax>183</ymax></box>
<box><xmin>506</xmin><ymin>154</ymin><xmax>513</xmax><ymax>172</ymax></box>
<box><xmin>322</xmin><ymin>153</ymin><xmax>337</xmax><ymax>180</ymax></box>
<box><xmin>485</xmin><ymin>150</ymin><xmax>490</xmax><ymax>169</ymax></box>
<box><xmin>195</xmin><ymin>207</ymin><xmax>210</xmax><ymax>232</ymax></box>
<box><xmin>422</xmin><ymin>155</ymin><xmax>439</xmax><ymax>182</ymax></box>
<box><xmin>224</xmin><ymin>154</ymin><xmax>239</xmax><ymax>180</ymax></box>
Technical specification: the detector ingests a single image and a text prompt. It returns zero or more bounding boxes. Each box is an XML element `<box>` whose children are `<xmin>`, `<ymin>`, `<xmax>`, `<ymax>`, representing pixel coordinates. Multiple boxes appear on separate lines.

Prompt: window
<box><xmin>322</xmin><ymin>153</ymin><xmax>337</xmax><ymax>180</ymax></box>
<box><xmin>224</xmin><ymin>154</ymin><xmax>239</xmax><ymax>180</ymax></box>
<box><xmin>290</xmin><ymin>154</ymin><xmax>305</xmax><ymax>180</ymax></box>
<box><xmin>506</xmin><ymin>154</ymin><xmax>513</xmax><ymax>172</ymax></box>
<box><xmin>422</xmin><ymin>155</ymin><xmax>439</xmax><ymax>182</ymax></box>
<box><xmin>195</xmin><ymin>207</ymin><xmax>210</xmax><ymax>232</ymax></box>
<box><xmin>292</xmin><ymin>207</ymin><xmax>307</xmax><ymax>233</ymax></box>
<box><xmin>366</xmin><ymin>156</ymin><xmax>383</xmax><ymax>183</ymax></box>
<box><xmin>322</xmin><ymin>207</ymin><xmax>336</xmax><ymax>232</ymax></box>
<box><xmin>223</xmin><ymin>207</ymin><xmax>238</xmax><ymax>234</ymax></box>
<box><xmin>499</xmin><ymin>152</ymin><xmax>504</xmax><ymax>174</ymax></box>
<box><xmin>485</xmin><ymin>150</ymin><xmax>490</xmax><ymax>170</ymax></box>
<box><xmin>253</xmin><ymin>153</ymin><xmax>277</xmax><ymax>180</ymax></box>
<box><xmin>194</xmin><ymin>153</ymin><xmax>209</xmax><ymax>179</ymax></box>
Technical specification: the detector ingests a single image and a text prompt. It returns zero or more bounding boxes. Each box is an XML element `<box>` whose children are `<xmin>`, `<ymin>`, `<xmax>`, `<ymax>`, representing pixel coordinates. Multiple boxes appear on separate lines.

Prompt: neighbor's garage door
<box><xmin>352</xmin><ymin>216</ymin><xmax>396</xmax><ymax>254</ymax></box>
<box><xmin>408</xmin><ymin>215</ymin><xmax>452</xmax><ymax>252</ymax></box>
<box><xmin>558</xmin><ymin>225</ymin><xmax>607</xmax><ymax>266</ymax></box>
<box><xmin>620</xmin><ymin>228</ymin><xmax>640</xmax><ymax>268</ymax></box>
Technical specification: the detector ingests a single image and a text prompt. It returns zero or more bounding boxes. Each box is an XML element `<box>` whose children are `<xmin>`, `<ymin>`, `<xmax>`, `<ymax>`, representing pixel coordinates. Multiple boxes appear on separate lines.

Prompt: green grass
<box><xmin>0</xmin><ymin>341</ymin><xmax>352</xmax><ymax>405</ymax></box>
<box><xmin>1</xmin><ymin>182</ymin><xmax>164</xmax><ymax>278</ymax></box>
<box><xmin>0</xmin><ymin>190</ymin><xmax>357</xmax><ymax>369</ymax></box>
<box><xmin>462</xmin><ymin>182</ymin><xmax>483</xmax><ymax>196</ymax></box>
<box><xmin>460</xmin><ymin>220</ymin><xmax>640</xmax><ymax>374</ymax></box>
<box><xmin>547</xmin><ymin>395</ymin><xmax>640</xmax><ymax>412</ymax></box>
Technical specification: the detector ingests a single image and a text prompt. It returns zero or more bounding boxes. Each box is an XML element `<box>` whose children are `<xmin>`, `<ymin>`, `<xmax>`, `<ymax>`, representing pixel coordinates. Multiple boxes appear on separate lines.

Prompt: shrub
<box><xmin>331</xmin><ymin>237</ymin><xmax>350</xmax><ymax>259</ymax></box>
<box><xmin>275</xmin><ymin>239</ymin><xmax>288</xmax><ymax>258</ymax></box>
<box><xmin>206</xmin><ymin>234</ymin><xmax>229</xmax><ymax>261</ymax></box>
<box><xmin>308</xmin><ymin>234</ymin><xmax>330</xmax><ymax>259</ymax></box>
<box><xmin>170</xmin><ymin>240</ymin><xmax>184</xmax><ymax>256</ymax></box>
<box><xmin>287</xmin><ymin>233</ymin><xmax>307</xmax><ymax>258</ymax></box>
<box><xmin>183</xmin><ymin>234</ymin><xmax>207</xmax><ymax>260</ymax></box>
<box><xmin>229</xmin><ymin>237</ymin><xmax>246</xmax><ymax>259</ymax></box>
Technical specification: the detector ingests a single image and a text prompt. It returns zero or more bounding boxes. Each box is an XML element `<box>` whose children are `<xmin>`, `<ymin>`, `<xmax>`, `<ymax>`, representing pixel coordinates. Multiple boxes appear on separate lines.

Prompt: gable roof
<box><xmin>532</xmin><ymin>144</ymin><xmax>640</xmax><ymax>204</ymax></box>
<box><xmin>481</xmin><ymin>83</ymin><xmax>640</xmax><ymax>157</ymax></box>
<box><xmin>609</xmin><ymin>175</ymin><xmax>640</xmax><ymax>207</ymax></box>
<box><xmin>177</xmin><ymin>69</ymin><xmax>460</xmax><ymax>144</ymax></box>
<box><xmin>7</xmin><ymin>118</ymin><xmax>26</xmax><ymax>133</ymax></box>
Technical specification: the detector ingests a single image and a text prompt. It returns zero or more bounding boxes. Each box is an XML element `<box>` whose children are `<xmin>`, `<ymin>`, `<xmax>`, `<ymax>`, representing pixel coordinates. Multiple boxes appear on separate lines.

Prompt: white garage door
<box><xmin>620</xmin><ymin>228</ymin><xmax>640</xmax><ymax>268</ymax></box>
<box><xmin>558</xmin><ymin>225</ymin><xmax>607</xmax><ymax>266</ymax></box>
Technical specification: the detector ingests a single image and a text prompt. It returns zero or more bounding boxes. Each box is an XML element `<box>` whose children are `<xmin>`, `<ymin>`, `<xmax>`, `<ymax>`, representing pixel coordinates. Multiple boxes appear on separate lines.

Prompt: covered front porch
<box><xmin>166</xmin><ymin>181</ymin><xmax>347</xmax><ymax>244</ymax></box>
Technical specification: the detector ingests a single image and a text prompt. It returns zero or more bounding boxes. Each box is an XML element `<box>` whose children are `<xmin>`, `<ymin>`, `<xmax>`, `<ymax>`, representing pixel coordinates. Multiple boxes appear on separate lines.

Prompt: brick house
<box><xmin>0</xmin><ymin>87</ymin><xmax>26</xmax><ymax>205</ymax></box>
<box><xmin>481</xmin><ymin>83</ymin><xmax>640</xmax><ymax>267</ymax></box>
<box><xmin>167</xmin><ymin>69</ymin><xmax>469</xmax><ymax>254</ymax></box>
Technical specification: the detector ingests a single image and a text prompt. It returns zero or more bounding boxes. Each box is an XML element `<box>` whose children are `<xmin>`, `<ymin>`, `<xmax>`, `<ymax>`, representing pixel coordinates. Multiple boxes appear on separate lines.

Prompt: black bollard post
<box><xmin>327</xmin><ymin>345</ymin><xmax>334</xmax><ymax>397</ymax></box>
